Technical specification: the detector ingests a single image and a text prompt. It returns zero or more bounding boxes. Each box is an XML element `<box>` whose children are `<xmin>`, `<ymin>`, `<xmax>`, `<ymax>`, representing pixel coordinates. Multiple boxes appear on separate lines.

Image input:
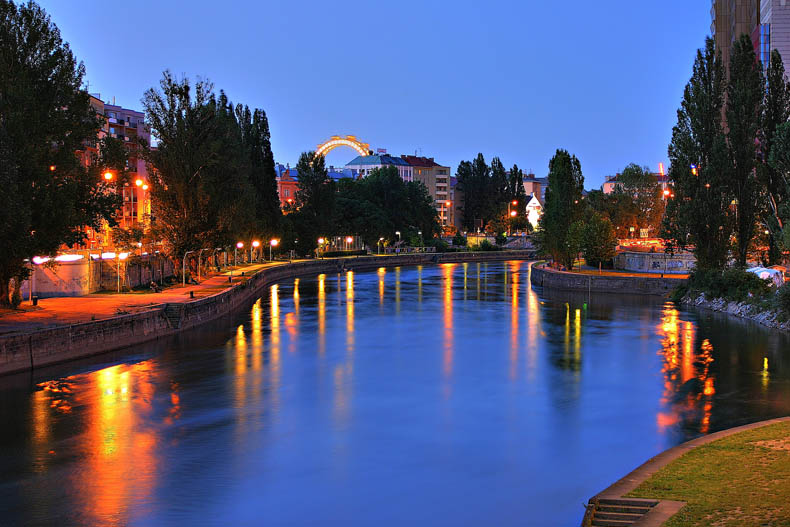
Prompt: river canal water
<box><xmin>1</xmin><ymin>261</ymin><xmax>789</xmax><ymax>526</ymax></box>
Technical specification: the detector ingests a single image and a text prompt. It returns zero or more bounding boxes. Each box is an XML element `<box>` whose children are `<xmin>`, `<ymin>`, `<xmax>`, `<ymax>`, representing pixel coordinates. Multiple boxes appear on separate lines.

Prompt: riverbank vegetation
<box><xmin>628</xmin><ymin>421</ymin><xmax>790</xmax><ymax>527</ymax></box>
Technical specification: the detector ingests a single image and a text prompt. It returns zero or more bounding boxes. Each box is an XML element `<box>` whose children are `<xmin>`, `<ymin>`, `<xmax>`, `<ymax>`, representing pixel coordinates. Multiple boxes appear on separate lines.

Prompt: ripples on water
<box><xmin>1</xmin><ymin>262</ymin><xmax>789</xmax><ymax>526</ymax></box>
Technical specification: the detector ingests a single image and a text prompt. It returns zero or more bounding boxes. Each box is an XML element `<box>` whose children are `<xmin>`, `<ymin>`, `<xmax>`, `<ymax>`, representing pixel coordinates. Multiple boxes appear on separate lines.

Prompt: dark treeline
<box><xmin>283</xmin><ymin>153</ymin><xmax>439</xmax><ymax>254</ymax></box>
<box><xmin>455</xmin><ymin>153</ymin><xmax>527</xmax><ymax>233</ymax></box>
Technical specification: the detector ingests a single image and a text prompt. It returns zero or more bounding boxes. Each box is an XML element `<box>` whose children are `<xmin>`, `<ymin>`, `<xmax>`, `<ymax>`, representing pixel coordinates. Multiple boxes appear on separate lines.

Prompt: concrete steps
<box><xmin>585</xmin><ymin>498</ymin><xmax>658</xmax><ymax>527</ymax></box>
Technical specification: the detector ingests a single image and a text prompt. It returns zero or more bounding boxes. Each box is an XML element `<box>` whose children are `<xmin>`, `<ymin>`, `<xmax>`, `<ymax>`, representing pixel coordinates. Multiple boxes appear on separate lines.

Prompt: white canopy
<box><xmin>746</xmin><ymin>267</ymin><xmax>785</xmax><ymax>287</ymax></box>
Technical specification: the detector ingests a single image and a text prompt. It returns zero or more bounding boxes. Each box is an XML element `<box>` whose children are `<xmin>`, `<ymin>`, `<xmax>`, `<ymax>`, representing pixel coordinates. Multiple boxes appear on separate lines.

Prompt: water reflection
<box><xmin>656</xmin><ymin>305</ymin><xmax>716</xmax><ymax>435</ymax></box>
<box><xmin>3</xmin><ymin>261</ymin><xmax>790</xmax><ymax>527</ymax></box>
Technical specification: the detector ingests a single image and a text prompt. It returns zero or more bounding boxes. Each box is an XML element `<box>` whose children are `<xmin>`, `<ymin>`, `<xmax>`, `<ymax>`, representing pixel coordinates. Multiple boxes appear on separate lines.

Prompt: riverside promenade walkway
<box><xmin>0</xmin><ymin>261</ymin><xmax>283</xmax><ymax>335</ymax></box>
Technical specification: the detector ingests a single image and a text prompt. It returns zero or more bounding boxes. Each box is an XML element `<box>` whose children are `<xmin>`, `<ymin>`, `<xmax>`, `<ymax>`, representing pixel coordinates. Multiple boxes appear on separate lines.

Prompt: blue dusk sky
<box><xmin>38</xmin><ymin>0</ymin><xmax>710</xmax><ymax>189</ymax></box>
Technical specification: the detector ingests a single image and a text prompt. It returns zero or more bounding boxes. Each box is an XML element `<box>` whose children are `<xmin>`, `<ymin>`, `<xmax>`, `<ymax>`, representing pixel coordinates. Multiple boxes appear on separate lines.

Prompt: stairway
<box><xmin>163</xmin><ymin>303</ymin><xmax>183</xmax><ymax>329</ymax></box>
<box><xmin>583</xmin><ymin>498</ymin><xmax>658</xmax><ymax>526</ymax></box>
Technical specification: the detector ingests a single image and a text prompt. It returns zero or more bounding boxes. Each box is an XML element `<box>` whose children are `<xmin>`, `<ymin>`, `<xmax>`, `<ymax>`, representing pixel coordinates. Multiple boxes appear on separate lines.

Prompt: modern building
<box><xmin>401</xmin><ymin>156</ymin><xmax>453</xmax><ymax>229</ymax></box>
<box><xmin>104</xmin><ymin>102</ymin><xmax>151</xmax><ymax>230</ymax></box>
<box><xmin>345</xmin><ymin>154</ymin><xmax>414</xmax><ymax>182</ymax></box>
<box><xmin>711</xmin><ymin>0</ymin><xmax>760</xmax><ymax>72</ymax></box>
<box><xmin>75</xmin><ymin>96</ymin><xmax>151</xmax><ymax>249</ymax></box>
<box><xmin>758</xmin><ymin>1</ymin><xmax>790</xmax><ymax>72</ymax></box>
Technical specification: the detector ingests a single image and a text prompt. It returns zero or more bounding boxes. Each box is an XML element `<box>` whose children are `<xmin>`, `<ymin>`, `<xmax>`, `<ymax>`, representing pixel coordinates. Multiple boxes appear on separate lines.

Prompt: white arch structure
<box><xmin>315</xmin><ymin>135</ymin><xmax>370</xmax><ymax>159</ymax></box>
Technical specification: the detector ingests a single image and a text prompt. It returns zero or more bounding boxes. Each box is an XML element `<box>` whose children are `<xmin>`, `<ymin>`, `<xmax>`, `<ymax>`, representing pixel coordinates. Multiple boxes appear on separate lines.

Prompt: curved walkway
<box><xmin>585</xmin><ymin>416</ymin><xmax>790</xmax><ymax>526</ymax></box>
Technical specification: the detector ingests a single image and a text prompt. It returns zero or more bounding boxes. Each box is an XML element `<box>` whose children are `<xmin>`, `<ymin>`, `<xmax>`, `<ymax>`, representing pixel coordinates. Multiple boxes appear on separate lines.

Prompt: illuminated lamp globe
<box><xmin>318</xmin><ymin>237</ymin><xmax>325</xmax><ymax>245</ymax></box>
<box><xmin>236</xmin><ymin>242</ymin><xmax>244</xmax><ymax>249</ymax></box>
<box><xmin>135</xmin><ymin>179</ymin><xmax>143</xmax><ymax>187</ymax></box>
<box><xmin>510</xmin><ymin>211</ymin><xmax>517</xmax><ymax>217</ymax></box>
<box><xmin>345</xmin><ymin>236</ymin><xmax>353</xmax><ymax>244</ymax></box>
<box><xmin>252</xmin><ymin>240</ymin><xmax>260</xmax><ymax>248</ymax></box>
<box><xmin>104</xmin><ymin>171</ymin><xmax>113</xmax><ymax>180</ymax></box>
<box><xmin>270</xmin><ymin>239</ymin><xmax>279</xmax><ymax>247</ymax></box>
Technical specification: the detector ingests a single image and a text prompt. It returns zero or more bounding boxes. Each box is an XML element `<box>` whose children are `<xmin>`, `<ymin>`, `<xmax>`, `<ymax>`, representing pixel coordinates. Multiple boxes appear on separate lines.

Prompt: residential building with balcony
<box><xmin>401</xmin><ymin>155</ymin><xmax>453</xmax><ymax>229</ymax></box>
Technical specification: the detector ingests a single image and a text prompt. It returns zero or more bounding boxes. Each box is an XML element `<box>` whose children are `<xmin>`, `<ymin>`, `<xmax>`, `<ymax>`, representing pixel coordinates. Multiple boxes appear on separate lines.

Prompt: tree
<box><xmin>761</xmin><ymin>49</ymin><xmax>790</xmax><ymax>263</ymax></box>
<box><xmin>614</xmin><ymin>163</ymin><xmax>663</xmax><ymax>234</ymax></box>
<box><xmin>142</xmin><ymin>73</ymin><xmax>256</xmax><ymax>265</ymax></box>
<box><xmin>582</xmin><ymin>213</ymin><xmax>618</xmax><ymax>268</ymax></box>
<box><xmin>508</xmin><ymin>163</ymin><xmax>527</xmax><ymax>208</ymax></box>
<box><xmin>237</xmin><ymin>105</ymin><xmax>281</xmax><ymax>239</ymax></box>
<box><xmin>489</xmin><ymin>156</ymin><xmax>509</xmax><ymax>219</ymax></box>
<box><xmin>726</xmin><ymin>34</ymin><xmax>764</xmax><ymax>267</ymax></box>
<box><xmin>566</xmin><ymin>220</ymin><xmax>586</xmax><ymax>270</ymax></box>
<box><xmin>662</xmin><ymin>37</ymin><xmax>732</xmax><ymax>270</ymax></box>
<box><xmin>0</xmin><ymin>1</ymin><xmax>118</xmax><ymax>306</ymax></box>
<box><xmin>290</xmin><ymin>152</ymin><xmax>335</xmax><ymax>254</ymax></box>
<box><xmin>537</xmin><ymin>149</ymin><xmax>585</xmax><ymax>268</ymax></box>
<box><xmin>456</xmin><ymin>154</ymin><xmax>491</xmax><ymax>231</ymax></box>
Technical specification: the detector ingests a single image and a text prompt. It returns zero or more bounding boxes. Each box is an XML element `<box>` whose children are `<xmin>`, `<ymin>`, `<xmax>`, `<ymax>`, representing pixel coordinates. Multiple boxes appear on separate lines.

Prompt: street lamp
<box><xmin>418</xmin><ymin>231</ymin><xmax>422</xmax><ymax>246</ymax></box>
<box><xmin>252</xmin><ymin>240</ymin><xmax>260</xmax><ymax>262</ymax></box>
<box><xmin>269</xmin><ymin>238</ymin><xmax>279</xmax><ymax>261</ymax></box>
<box><xmin>235</xmin><ymin>241</ymin><xmax>243</xmax><ymax>267</ymax></box>
<box><xmin>395</xmin><ymin>231</ymin><xmax>401</xmax><ymax>241</ymax></box>
<box><xmin>103</xmin><ymin>171</ymin><xmax>113</xmax><ymax>181</ymax></box>
<box><xmin>378</xmin><ymin>237</ymin><xmax>384</xmax><ymax>254</ymax></box>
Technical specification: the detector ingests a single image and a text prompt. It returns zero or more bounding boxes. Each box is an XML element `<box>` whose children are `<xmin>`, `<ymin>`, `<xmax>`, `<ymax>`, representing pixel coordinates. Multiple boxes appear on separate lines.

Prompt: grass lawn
<box><xmin>627</xmin><ymin>421</ymin><xmax>790</xmax><ymax>526</ymax></box>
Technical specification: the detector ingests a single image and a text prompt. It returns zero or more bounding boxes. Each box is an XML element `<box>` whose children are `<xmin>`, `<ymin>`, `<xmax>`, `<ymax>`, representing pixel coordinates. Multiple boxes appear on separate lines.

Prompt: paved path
<box><xmin>0</xmin><ymin>262</ymin><xmax>287</xmax><ymax>335</ymax></box>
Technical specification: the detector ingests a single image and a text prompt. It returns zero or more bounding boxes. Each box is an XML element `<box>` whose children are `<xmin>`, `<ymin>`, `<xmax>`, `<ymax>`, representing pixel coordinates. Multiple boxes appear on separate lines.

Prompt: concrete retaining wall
<box><xmin>0</xmin><ymin>251</ymin><xmax>533</xmax><ymax>376</ymax></box>
<box><xmin>530</xmin><ymin>264</ymin><xmax>683</xmax><ymax>297</ymax></box>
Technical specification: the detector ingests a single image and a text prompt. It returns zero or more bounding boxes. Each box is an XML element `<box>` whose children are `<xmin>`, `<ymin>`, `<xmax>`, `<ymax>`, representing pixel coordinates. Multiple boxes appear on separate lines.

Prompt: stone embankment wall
<box><xmin>684</xmin><ymin>293</ymin><xmax>790</xmax><ymax>330</ymax></box>
<box><xmin>0</xmin><ymin>251</ymin><xmax>533</xmax><ymax>376</ymax></box>
<box><xmin>530</xmin><ymin>264</ymin><xmax>681</xmax><ymax>296</ymax></box>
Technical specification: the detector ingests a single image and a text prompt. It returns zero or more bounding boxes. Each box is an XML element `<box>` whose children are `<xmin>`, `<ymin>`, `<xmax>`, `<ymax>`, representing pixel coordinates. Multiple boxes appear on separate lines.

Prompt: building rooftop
<box><xmin>346</xmin><ymin>154</ymin><xmax>410</xmax><ymax>167</ymax></box>
<box><xmin>400</xmin><ymin>155</ymin><xmax>443</xmax><ymax>168</ymax></box>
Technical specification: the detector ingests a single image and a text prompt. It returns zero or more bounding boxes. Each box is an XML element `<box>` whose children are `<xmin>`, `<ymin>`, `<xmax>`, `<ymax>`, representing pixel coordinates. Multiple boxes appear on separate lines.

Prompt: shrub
<box><xmin>452</xmin><ymin>232</ymin><xmax>467</xmax><ymax>246</ymax></box>
<box><xmin>474</xmin><ymin>240</ymin><xmax>500</xmax><ymax>252</ymax></box>
<box><xmin>776</xmin><ymin>282</ymin><xmax>790</xmax><ymax>314</ymax></box>
<box><xmin>495</xmin><ymin>232</ymin><xmax>508</xmax><ymax>246</ymax></box>
<box><xmin>687</xmin><ymin>268</ymin><xmax>771</xmax><ymax>302</ymax></box>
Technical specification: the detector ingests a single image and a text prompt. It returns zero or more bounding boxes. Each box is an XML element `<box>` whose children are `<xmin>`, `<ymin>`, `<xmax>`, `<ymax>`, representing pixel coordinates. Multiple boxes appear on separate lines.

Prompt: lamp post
<box><xmin>252</xmin><ymin>240</ymin><xmax>260</xmax><ymax>262</ymax></box>
<box><xmin>317</xmin><ymin>237</ymin><xmax>325</xmax><ymax>259</ymax></box>
<box><xmin>270</xmin><ymin>238</ymin><xmax>279</xmax><ymax>261</ymax></box>
<box><xmin>395</xmin><ymin>231</ymin><xmax>401</xmax><ymax>242</ymax></box>
<box><xmin>345</xmin><ymin>236</ymin><xmax>353</xmax><ymax>251</ymax></box>
<box><xmin>418</xmin><ymin>231</ymin><xmax>422</xmax><ymax>247</ymax></box>
<box><xmin>235</xmin><ymin>242</ymin><xmax>243</xmax><ymax>268</ymax></box>
<box><xmin>378</xmin><ymin>237</ymin><xmax>384</xmax><ymax>254</ymax></box>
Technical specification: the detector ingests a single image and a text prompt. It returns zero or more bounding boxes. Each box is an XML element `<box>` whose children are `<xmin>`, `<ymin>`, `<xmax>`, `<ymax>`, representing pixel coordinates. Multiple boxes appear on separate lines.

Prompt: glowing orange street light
<box><xmin>135</xmin><ymin>179</ymin><xmax>143</xmax><ymax>187</ymax></box>
<box><xmin>512</xmin><ymin>200</ymin><xmax>518</xmax><ymax>205</ymax></box>
<box><xmin>142</xmin><ymin>184</ymin><xmax>149</xmax><ymax>190</ymax></box>
<box><xmin>663</xmin><ymin>189</ymin><xmax>670</xmax><ymax>197</ymax></box>
<box><xmin>345</xmin><ymin>236</ymin><xmax>353</xmax><ymax>244</ymax></box>
<box><xmin>49</xmin><ymin>165</ymin><xmax>56</xmax><ymax>172</ymax></box>
<box><xmin>252</xmin><ymin>240</ymin><xmax>260</xmax><ymax>248</ymax></box>
<box><xmin>234</xmin><ymin>242</ymin><xmax>243</xmax><ymax>268</ymax></box>
<box><xmin>236</xmin><ymin>241</ymin><xmax>244</xmax><ymax>249</ymax></box>
<box><xmin>317</xmin><ymin>237</ymin><xmax>325</xmax><ymax>245</ymax></box>
<box><xmin>269</xmin><ymin>238</ymin><xmax>279</xmax><ymax>261</ymax></box>
<box><xmin>104</xmin><ymin>171</ymin><xmax>113</xmax><ymax>181</ymax></box>
<box><xmin>510</xmin><ymin>210</ymin><xmax>517</xmax><ymax>217</ymax></box>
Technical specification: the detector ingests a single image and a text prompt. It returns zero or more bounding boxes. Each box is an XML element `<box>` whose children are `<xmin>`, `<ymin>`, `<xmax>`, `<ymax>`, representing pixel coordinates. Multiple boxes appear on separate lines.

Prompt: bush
<box><xmin>472</xmin><ymin>240</ymin><xmax>501</xmax><ymax>252</ymax></box>
<box><xmin>429</xmin><ymin>238</ymin><xmax>449</xmax><ymax>252</ymax></box>
<box><xmin>452</xmin><ymin>232</ymin><xmax>467</xmax><ymax>246</ymax></box>
<box><xmin>495</xmin><ymin>232</ymin><xmax>508</xmax><ymax>246</ymax></box>
<box><xmin>10</xmin><ymin>287</ymin><xmax>21</xmax><ymax>309</ymax></box>
<box><xmin>776</xmin><ymin>283</ymin><xmax>790</xmax><ymax>314</ymax></box>
<box><xmin>687</xmin><ymin>268</ymin><xmax>771</xmax><ymax>302</ymax></box>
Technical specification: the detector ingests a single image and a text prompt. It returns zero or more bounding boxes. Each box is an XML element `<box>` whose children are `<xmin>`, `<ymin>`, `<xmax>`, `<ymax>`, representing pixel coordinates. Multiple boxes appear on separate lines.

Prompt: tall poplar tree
<box><xmin>489</xmin><ymin>156</ymin><xmax>509</xmax><ymax>218</ymax></box>
<box><xmin>726</xmin><ymin>34</ymin><xmax>764</xmax><ymax>267</ymax></box>
<box><xmin>662</xmin><ymin>37</ymin><xmax>732</xmax><ymax>270</ymax></box>
<box><xmin>508</xmin><ymin>164</ymin><xmax>527</xmax><ymax>206</ymax></box>
<box><xmin>761</xmin><ymin>49</ymin><xmax>790</xmax><ymax>262</ymax></box>
<box><xmin>537</xmin><ymin>149</ymin><xmax>585</xmax><ymax>268</ymax></box>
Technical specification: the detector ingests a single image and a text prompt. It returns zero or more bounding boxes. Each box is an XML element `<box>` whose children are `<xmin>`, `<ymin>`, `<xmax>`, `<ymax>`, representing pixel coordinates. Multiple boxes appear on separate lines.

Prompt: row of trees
<box><xmin>141</xmin><ymin>73</ymin><xmax>281</xmax><ymax>260</ymax></box>
<box><xmin>663</xmin><ymin>35</ymin><xmax>790</xmax><ymax>269</ymax></box>
<box><xmin>284</xmin><ymin>154</ymin><xmax>439</xmax><ymax>253</ymax></box>
<box><xmin>456</xmin><ymin>154</ymin><xmax>527</xmax><ymax>232</ymax></box>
